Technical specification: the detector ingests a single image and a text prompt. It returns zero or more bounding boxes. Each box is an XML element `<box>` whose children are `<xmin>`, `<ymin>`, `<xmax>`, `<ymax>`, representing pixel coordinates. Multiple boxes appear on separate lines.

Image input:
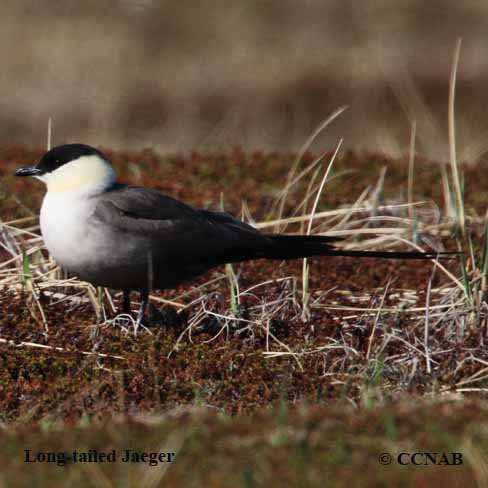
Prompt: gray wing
<box><xmin>92</xmin><ymin>184</ymin><xmax>271</xmax><ymax>267</ymax></box>
<box><xmin>88</xmin><ymin>184</ymin><xmax>342</xmax><ymax>290</ymax></box>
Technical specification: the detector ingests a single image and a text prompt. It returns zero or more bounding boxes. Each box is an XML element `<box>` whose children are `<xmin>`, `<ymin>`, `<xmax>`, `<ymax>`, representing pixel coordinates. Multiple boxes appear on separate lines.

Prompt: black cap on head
<box><xmin>35</xmin><ymin>144</ymin><xmax>108</xmax><ymax>174</ymax></box>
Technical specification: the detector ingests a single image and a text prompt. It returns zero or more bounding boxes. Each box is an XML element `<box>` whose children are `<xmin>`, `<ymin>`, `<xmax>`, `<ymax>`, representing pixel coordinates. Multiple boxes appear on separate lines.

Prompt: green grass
<box><xmin>2</xmin><ymin>145</ymin><xmax>488</xmax><ymax>486</ymax></box>
<box><xmin>0</xmin><ymin>399</ymin><xmax>486</xmax><ymax>487</ymax></box>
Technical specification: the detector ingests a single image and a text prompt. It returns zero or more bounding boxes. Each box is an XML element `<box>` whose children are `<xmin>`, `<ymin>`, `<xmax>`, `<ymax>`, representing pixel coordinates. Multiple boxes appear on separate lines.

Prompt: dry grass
<box><xmin>2</xmin><ymin>88</ymin><xmax>488</xmax><ymax>484</ymax></box>
<box><xmin>0</xmin><ymin>140</ymin><xmax>479</xmax><ymax>410</ymax></box>
<box><xmin>1</xmin><ymin>398</ymin><xmax>488</xmax><ymax>487</ymax></box>
<box><xmin>4</xmin><ymin>2</ymin><xmax>488</xmax><ymax>158</ymax></box>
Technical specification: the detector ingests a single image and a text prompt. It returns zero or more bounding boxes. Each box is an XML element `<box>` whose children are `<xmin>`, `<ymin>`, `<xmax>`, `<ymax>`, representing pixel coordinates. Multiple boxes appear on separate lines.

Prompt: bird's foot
<box><xmin>133</xmin><ymin>288</ymin><xmax>149</xmax><ymax>335</ymax></box>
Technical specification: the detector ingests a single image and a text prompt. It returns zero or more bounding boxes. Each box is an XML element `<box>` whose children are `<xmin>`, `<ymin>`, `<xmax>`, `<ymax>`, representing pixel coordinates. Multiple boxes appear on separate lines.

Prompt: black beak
<box><xmin>14</xmin><ymin>167</ymin><xmax>43</xmax><ymax>177</ymax></box>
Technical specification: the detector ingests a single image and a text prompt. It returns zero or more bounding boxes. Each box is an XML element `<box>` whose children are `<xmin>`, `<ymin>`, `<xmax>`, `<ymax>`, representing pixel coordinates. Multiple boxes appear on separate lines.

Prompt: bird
<box><xmin>14</xmin><ymin>144</ymin><xmax>455</xmax><ymax>327</ymax></box>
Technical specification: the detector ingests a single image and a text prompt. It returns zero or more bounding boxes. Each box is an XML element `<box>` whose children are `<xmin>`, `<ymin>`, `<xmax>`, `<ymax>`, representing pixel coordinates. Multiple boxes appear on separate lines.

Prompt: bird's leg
<box><xmin>122</xmin><ymin>290</ymin><xmax>131</xmax><ymax>314</ymax></box>
<box><xmin>135</xmin><ymin>288</ymin><xmax>149</xmax><ymax>333</ymax></box>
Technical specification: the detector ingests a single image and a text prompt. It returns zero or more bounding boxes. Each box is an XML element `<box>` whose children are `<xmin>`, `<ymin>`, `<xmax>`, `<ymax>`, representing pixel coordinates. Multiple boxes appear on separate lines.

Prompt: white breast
<box><xmin>40</xmin><ymin>191</ymin><xmax>98</xmax><ymax>271</ymax></box>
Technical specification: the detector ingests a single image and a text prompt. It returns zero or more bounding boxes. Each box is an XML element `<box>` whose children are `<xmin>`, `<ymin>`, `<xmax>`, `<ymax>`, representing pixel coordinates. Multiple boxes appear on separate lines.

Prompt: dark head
<box><xmin>14</xmin><ymin>144</ymin><xmax>115</xmax><ymax>194</ymax></box>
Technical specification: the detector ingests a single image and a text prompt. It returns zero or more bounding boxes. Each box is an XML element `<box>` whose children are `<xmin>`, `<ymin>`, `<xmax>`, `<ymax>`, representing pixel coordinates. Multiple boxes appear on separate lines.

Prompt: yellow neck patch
<box><xmin>44</xmin><ymin>155</ymin><xmax>116</xmax><ymax>194</ymax></box>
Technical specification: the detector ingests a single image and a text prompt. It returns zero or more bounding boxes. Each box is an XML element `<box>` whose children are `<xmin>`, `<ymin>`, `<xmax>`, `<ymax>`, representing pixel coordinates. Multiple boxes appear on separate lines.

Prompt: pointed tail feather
<box><xmin>254</xmin><ymin>233</ymin><xmax>458</xmax><ymax>261</ymax></box>
<box><xmin>317</xmin><ymin>249</ymin><xmax>457</xmax><ymax>260</ymax></box>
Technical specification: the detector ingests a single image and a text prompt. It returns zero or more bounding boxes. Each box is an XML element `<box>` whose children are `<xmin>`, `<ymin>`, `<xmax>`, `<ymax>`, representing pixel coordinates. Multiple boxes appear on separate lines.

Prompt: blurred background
<box><xmin>1</xmin><ymin>0</ymin><xmax>488</xmax><ymax>159</ymax></box>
